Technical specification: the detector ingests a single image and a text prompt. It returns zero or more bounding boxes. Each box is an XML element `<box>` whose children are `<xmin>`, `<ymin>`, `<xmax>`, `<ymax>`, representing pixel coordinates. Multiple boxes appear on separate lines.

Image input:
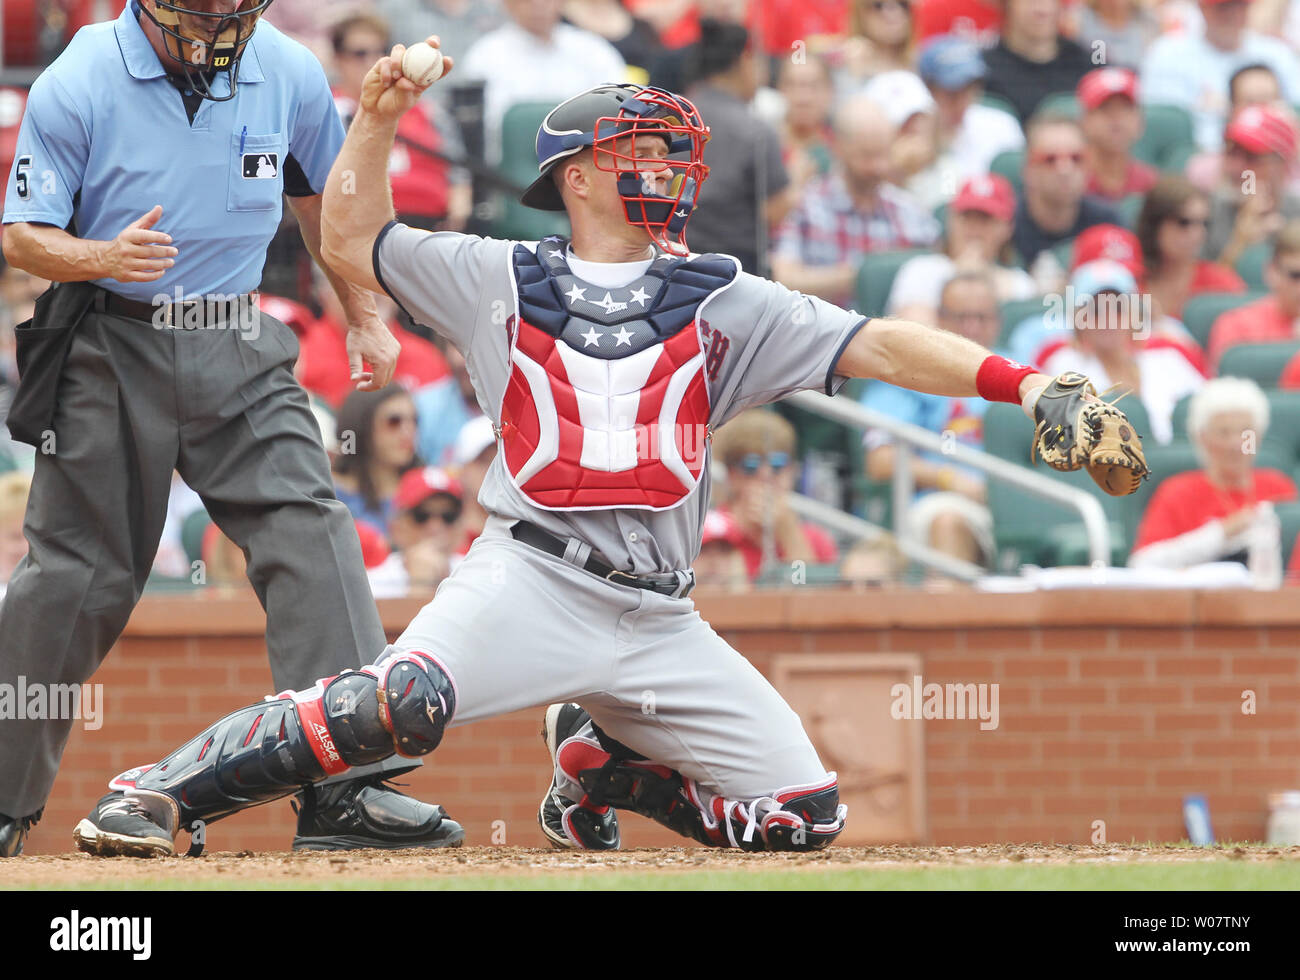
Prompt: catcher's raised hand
<box><xmin>360</xmin><ymin>37</ymin><xmax>454</xmax><ymax>122</ymax></box>
<box><xmin>1028</xmin><ymin>372</ymin><xmax>1149</xmax><ymax>496</ymax></box>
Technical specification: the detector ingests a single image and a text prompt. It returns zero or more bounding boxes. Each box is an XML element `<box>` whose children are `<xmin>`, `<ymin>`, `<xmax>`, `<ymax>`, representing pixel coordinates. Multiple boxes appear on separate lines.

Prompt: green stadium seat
<box><xmin>1132</xmin><ymin>104</ymin><xmax>1195</xmax><ymax>170</ymax></box>
<box><xmin>983</xmin><ymin>401</ymin><xmax>1151</xmax><ymax>569</ymax></box>
<box><xmin>979</xmin><ymin>93</ymin><xmax>1021</xmax><ymax>122</ymax></box>
<box><xmin>990</xmin><ymin>149</ymin><xmax>1024</xmax><ymax>191</ymax></box>
<box><xmin>181</xmin><ymin>509</ymin><xmax>213</xmax><ymax>566</ymax></box>
<box><xmin>1117</xmin><ymin>193</ymin><xmax>1145</xmax><ymax>230</ymax></box>
<box><xmin>1049</xmin><ymin>236</ymin><xmax>1075</xmax><ymax>273</ymax></box>
<box><xmin>494</xmin><ymin>101</ymin><xmax>572</xmax><ymax>242</ymax></box>
<box><xmin>1036</xmin><ymin>92</ymin><xmax>1080</xmax><ymax>119</ymax></box>
<box><xmin>997</xmin><ymin>295</ymin><xmax>1050</xmax><ymax>347</ymax></box>
<box><xmin>1235</xmin><ymin>242</ymin><xmax>1271</xmax><ymax>289</ymax></box>
<box><xmin>855</xmin><ymin>249</ymin><xmax>929</xmax><ymax>318</ymax></box>
<box><xmin>1278</xmin><ymin>500</ymin><xmax>1300</xmax><ymax>569</ymax></box>
<box><xmin>1217</xmin><ymin>341</ymin><xmax>1300</xmax><ymax>387</ymax></box>
<box><xmin>1180</xmin><ymin>290</ymin><xmax>1266</xmax><ymax>348</ymax></box>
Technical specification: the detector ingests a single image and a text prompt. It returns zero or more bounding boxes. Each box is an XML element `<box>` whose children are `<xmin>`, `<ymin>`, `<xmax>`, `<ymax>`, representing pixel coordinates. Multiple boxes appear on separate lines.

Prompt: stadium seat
<box><xmin>979</xmin><ymin>92</ymin><xmax>1021</xmax><ymax>122</ymax></box>
<box><xmin>1049</xmin><ymin>236</ymin><xmax>1075</xmax><ymax>272</ymax></box>
<box><xmin>1132</xmin><ymin>104</ymin><xmax>1195</xmax><ymax>170</ymax></box>
<box><xmin>983</xmin><ymin>402</ymin><xmax>1150</xmax><ymax>569</ymax></box>
<box><xmin>1217</xmin><ymin>341</ymin><xmax>1300</xmax><ymax>387</ymax></box>
<box><xmin>181</xmin><ymin>510</ymin><xmax>213</xmax><ymax>566</ymax></box>
<box><xmin>1117</xmin><ymin>193</ymin><xmax>1145</xmax><ymax>230</ymax></box>
<box><xmin>494</xmin><ymin>101</ymin><xmax>572</xmax><ymax>242</ymax></box>
<box><xmin>1278</xmin><ymin>500</ymin><xmax>1300</xmax><ymax>570</ymax></box>
<box><xmin>1037</xmin><ymin>92</ymin><xmax>1080</xmax><ymax>119</ymax></box>
<box><xmin>855</xmin><ymin>249</ymin><xmax>929</xmax><ymax>318</ymax></box>
<box><xmin>1180</xmin><ymin>290</ymin><xmax>1266</xmax><ymax>348</ymax></box>
<box><xmin>997</xmin><ymin>295</ymin><xmax>1050</xmax><ymax>348</ymax></box>
<box><xmin>1234</xmin><ymin>242</ymin><xmax>1271</xmax><ymax>289</ymax></box>
<box><xmin>990</xmin><ymin>149</ymin><xmax>1024</xmax><ymax>191</ymax></box>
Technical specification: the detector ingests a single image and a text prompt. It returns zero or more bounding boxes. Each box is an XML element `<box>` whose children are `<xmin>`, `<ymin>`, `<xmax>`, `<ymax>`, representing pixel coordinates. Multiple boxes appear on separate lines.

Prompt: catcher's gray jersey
<box><xmin>374</xmin><ymin>223</ymin><xmax>866</xmax><ymax>574</ymax></box>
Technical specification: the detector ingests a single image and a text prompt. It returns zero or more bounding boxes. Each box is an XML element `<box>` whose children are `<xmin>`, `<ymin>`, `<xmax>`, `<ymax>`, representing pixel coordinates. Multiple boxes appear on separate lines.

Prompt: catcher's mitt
<box><xmin>1029</xmin><ymin>372</ymin><xmax>1149</xmax><ymax>496</ymax></box>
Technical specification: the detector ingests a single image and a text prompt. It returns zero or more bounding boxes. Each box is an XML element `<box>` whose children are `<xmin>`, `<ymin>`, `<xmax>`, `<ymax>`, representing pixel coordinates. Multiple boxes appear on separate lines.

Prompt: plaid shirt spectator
<box><xmin>773</xmin><ymin>172</ymin><xmax>940</xmax><ymax>306</ymax></box>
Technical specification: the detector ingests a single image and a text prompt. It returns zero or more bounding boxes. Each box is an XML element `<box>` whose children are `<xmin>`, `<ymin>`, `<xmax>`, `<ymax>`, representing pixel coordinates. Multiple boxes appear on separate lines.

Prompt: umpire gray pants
<box><xmin>0</xmin><ymin>303</ymin><xmax>395</xmax><ymax>820</ymax></box>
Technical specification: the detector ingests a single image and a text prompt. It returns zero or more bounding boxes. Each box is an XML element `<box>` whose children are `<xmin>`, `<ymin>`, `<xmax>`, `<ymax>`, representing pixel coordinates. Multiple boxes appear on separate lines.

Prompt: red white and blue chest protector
<box><xmin>500</xmin><ymin>237</ymin><xmax>739</xmax><ymax>511</ymax></box>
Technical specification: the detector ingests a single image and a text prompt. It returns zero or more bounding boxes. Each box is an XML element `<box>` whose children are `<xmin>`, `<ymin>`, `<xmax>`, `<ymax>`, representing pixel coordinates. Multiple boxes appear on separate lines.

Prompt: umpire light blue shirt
<box><xmin>2</xmin><ymin>3</ymin><xmax>345</xmax><ymax>301</ymax></box>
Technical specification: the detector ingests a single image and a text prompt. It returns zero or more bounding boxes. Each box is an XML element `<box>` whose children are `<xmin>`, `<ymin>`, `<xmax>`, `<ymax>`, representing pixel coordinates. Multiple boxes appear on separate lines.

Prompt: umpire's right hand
<box><xmin>100</xmin><ymin>205</ymin><xmax>178</xmax><ymax>283</ymax></box>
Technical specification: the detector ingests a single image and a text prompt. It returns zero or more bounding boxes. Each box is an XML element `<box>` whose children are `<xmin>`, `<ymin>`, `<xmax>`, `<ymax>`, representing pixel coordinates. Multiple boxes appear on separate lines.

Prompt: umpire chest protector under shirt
<box><xmin>2</xmin><ymin>2</ymin><xmax>345</xmax><ymax>302</ymax></box>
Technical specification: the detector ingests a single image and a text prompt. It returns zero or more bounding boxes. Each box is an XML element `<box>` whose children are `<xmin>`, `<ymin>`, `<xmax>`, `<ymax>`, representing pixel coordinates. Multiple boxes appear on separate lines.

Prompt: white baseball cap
<box><xmin>861</xmin><ymin>71</ymin><xmax>937</xmax><ymax>128</ymax></box>
<box><xmin>452</xmin><ymin>415</ymin><xmax>497</xmax><ymax>466</ymax></box>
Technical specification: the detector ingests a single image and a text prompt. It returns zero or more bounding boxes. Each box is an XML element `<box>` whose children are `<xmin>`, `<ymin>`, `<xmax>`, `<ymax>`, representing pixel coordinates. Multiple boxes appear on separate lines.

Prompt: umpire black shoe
<box><xmin>0</xmin><ymin>808</ymin><xmax>42</xmax><ymax>857</ymax></box>
<box><xmin>291</xmin><ymin>776</ymin><xmax>464</xmax><ymax>851</ymax></box>
<box><xmin>538</xmin><ymin>702</ymin><xmax>620</xmax><ymax>850</ymax></box>
<box><xmin>73</xmin><ymin>793</ymin><xmax>175</xmax><ymax>858</ymax></box>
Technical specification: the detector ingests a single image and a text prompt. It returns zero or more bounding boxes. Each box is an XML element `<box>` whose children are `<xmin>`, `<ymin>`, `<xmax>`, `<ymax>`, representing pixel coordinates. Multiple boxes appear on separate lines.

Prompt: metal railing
<box><xmin>784</xmin><ymin>389</ymin><xmax>1112</xmax><ymax>571</ymax></box>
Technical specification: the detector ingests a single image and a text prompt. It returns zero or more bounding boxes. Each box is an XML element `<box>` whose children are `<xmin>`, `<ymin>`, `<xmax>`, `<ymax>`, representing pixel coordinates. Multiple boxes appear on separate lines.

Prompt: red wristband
<box><xmin>976</xmin><ymin>355</ymin><xmax>1037</xmax><ymax>405</ymax></box>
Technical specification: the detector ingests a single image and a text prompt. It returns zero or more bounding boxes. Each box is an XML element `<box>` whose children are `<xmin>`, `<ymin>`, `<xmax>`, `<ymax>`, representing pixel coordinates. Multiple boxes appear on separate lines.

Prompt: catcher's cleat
<box><xmin>538</xmin><ymin>702</ymin><xmax>620</xmax><ymax>850</ymax></box>
<box><xmin>291</xmin><ymin>776</ymin><xmax>464</xmax><ymax>851</ymax></box>
<box><xmin>0</xmin><ymin>808</ymin><xmax>41</xmax><ymax>857</ymax></box>
<box><xmin>73</xmin><ymin>792</ymin><xmax>175</xmax><ymax>858</ymax></box>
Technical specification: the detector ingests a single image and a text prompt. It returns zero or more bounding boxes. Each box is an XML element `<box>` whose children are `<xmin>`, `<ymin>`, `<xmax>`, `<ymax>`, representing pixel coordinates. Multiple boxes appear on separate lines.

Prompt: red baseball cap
<box><xmin>701</xmin><ymin>509</ymin><xmax>746</xmax><ymax>549</ymax></box>
<box><xmin>354</xmin><ymin>520</ymin><xmax>392</xmax><ymax>569</ymax></box>
<box><xmin>1225</xmin><ymin>104</ymin><xmax>1298</xmax><ymax>158</ymax></box>
<box><xmin>951</xmin><ymin>175</ymin><xmax>1015</xmax><ymax>222</ymax></box>
<box><xmin>393</xmin><ymin>466</ymin><xmax>464</xmax><ymax>515</ymax></box>
<box><xmin>1071</xmin><ymin>224</ymin><xmax>1144</xmax><ymax>279</ymax></box>
<box><xmin>1077</xmin><ymin>67</ymin><xmax>1138</xmax><ymax>111</ymax></box>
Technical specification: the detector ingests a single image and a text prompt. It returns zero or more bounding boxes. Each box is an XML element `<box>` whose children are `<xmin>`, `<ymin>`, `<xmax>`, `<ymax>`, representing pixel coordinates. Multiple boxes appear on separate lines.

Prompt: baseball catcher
<box><xmin>73</xmin><ymin>39</ymin><xmax>1147</xmax><ymax>856</ymax></box>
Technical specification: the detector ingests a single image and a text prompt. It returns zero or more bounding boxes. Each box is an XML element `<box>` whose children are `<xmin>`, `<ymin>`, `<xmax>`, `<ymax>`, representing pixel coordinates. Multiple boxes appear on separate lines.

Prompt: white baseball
<box><xmin>401</xmin><ymin>42</ymin><xmax>444</xmax><ymax>87</ymax></box>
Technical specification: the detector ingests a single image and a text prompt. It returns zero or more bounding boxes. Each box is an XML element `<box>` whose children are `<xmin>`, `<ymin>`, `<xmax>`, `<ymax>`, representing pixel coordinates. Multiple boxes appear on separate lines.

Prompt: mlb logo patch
<box><xmin>242</xmin><ymin>153</ymin><xmax>279</xmax><ymax>179</ymax></box>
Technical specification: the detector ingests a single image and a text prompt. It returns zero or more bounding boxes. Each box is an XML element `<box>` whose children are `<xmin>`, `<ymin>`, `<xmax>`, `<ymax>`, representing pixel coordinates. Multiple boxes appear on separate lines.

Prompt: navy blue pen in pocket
<box><xmin>240</xmin><ymin>125</ymin><xmax>247</xmax><ymax>154</ymax></box>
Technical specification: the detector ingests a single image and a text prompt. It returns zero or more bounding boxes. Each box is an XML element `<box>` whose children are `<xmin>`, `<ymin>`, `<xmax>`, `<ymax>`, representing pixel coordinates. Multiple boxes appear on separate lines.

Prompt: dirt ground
<box><xmin>4</xmin><ymin>843</ymin><xmax>1298</xmax><ymax>887</ymax></box>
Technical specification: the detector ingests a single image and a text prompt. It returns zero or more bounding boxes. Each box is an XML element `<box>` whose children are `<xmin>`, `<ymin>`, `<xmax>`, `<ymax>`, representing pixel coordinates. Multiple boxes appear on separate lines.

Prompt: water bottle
<box><xmin>1248</xmin><ymin>501</ymin><xmax>1283</xmax><ymax>590</ymax></box>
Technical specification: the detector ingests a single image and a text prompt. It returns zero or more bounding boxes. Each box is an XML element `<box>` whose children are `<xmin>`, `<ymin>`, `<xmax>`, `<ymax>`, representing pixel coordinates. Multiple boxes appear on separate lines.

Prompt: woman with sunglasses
<box><xmin>1137</xmin><ymin>175</ymin><xmax>1245</xmax><ymax>324</ymax></box>
<box><xmin>331</xmin><ymin>384</ymin><xmax>421</xmax><ymax>533</ymax></box>
<box><xmin>834</xmin><ymin>0</ymin><xmax>917</xmax><ymax>91</ymax></box>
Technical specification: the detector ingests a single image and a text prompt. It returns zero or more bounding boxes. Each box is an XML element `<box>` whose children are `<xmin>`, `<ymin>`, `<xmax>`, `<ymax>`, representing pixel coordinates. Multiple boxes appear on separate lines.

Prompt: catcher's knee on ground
<box><xmin>110</xmin><ymin>650</ymin><xmax>457</xmax><ymax>836</ymax></box>
<box><xmin>553</xmin><ymin>727</ymin><xmax>846</xmax><ymax>851</ymax></box>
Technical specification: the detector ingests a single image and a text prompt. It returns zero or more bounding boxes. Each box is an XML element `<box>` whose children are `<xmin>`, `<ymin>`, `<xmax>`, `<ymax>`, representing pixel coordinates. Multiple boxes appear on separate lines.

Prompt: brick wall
<box><xmin>19</xmin><ymin>588</ymin><xmax>1300</xmax><ymax>854</ymax></box>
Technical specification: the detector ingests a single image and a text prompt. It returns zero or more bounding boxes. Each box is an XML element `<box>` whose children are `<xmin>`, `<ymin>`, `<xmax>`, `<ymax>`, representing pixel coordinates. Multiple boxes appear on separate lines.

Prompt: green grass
<box><xmin>19</xmin><ymin>862</ymin><xmax>1300</xmax><ymax>891</ymax></box>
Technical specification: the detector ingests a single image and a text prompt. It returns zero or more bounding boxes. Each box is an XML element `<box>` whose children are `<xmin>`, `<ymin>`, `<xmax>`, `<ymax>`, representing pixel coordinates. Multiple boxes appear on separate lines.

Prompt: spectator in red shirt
<box><xmin>913</xmin><ymin>0</ymin><xmax>1001</xmax><ymax>45</ymax></box>
<box><xmin>1138</xmin><ymin>175</ymin><xmax>1246</xmax><ymax>323</ymax></box>
<box><xmin>296</xmin><ymin>267</ymin><xmax>448</xmax><ymax>410</ymax></box>
<box><xmin>1207</xmin><ymin>104</ymin><xmax>1300</xmax><ymax>269</ymax></box>
<box><xmin>329</xmin><ymin>11</ymin><xmax>472</xmax><ymax>233</ymax></box>
<box><xmin>1078</xmin><ymin>67</ymin><xmax>1158</xmax><ymax>202</ymax></box>
<box><xmin>1130</xmin><ymin>378</ymin><xmax>1296</xmax><ymax>573</ymax></box>
<box><xmin>713</xmin><ymin>410</ymin><xmax>838</xmax><ymax>581</ymax></box>
<box><xmin>1207</xmin><ymin>219</ymin><xmax>1300</xmax><ymax>372</ymax></box>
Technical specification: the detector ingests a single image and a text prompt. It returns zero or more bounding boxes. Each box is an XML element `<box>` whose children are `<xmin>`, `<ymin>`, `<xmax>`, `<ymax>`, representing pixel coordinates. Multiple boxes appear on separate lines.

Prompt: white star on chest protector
<box><xmin>629</xmin><ymin>286</ymin><xmax>650</xmax><ymax>307</ymax></box>
<box><xmin>613</xmin><ymin>326</ymin><xmax>634</xmax><ymax>346</ymax></box>
<box><xmin>581</xmin><ymin>326</ymin><xmax>602</xmax><ymax>347</ymax></box>
<box><xmin>565</xmin><ymin>284</ymin><xmax>587</xmax><ymax>303</ymax></box>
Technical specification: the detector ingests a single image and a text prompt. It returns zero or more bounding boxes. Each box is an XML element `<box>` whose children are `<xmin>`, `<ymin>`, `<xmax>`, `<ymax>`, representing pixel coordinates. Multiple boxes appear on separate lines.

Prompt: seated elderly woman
<box><xmin>1129</xmin><ymin>378</ymin><xmax>1296</xmax><ymax>578</ymax></box>
<box><xmin>1039</xmin><ymin>259</ymin><xmax>1204</xmax><ymax>444</ymax></box>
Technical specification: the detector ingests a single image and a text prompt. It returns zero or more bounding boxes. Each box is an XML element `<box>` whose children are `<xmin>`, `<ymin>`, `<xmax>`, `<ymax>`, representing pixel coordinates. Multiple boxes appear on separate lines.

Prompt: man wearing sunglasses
<box><xmin>1013</xmin><ymin>113</ymin><xmax>1122</xmax><ymax>270</ymax></box>
<box><xmin>74</xmin><ymin>49</ymin><xmax>1130</xmax><ymax>859</ymax></box>
<box><xmin>1</xmin><ymin>0</ymin><xmax>462</xmax><ymax>857</ymax></box>
<box><xmin>368</xmin><ymin>466</ymin><xmax>465</xmax><ymax>598</ymax></box>
<box><xmin>1207</xmin><ymin>104</ymin><xmax>1300</xmax><ymax>270</ymax></box>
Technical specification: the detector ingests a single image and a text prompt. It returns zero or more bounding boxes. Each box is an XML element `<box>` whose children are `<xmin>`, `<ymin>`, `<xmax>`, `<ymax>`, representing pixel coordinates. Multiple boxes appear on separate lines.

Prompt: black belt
<box><xmin>510</xmin><ymin>521</ymin><xmax>695</xmax><ymax>599</ymax></box>
<box><xmin>95</xmin><ymin>288</ymin><xmax>257</xmax><ymax>328</ymax></box>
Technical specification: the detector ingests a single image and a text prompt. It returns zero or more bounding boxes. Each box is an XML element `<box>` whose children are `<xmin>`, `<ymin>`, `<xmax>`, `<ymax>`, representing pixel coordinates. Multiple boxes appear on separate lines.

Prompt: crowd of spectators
<box><xmin>4</xmin><ymin>0</ymin><xmax>1300</xmax><ymax>594</ymax></box>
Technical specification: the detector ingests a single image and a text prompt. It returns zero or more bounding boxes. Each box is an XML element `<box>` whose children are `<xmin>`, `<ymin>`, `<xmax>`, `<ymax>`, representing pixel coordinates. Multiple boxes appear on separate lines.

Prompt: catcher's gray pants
<box><xmin>0</xmin><ymin>307</ymin><xmax>399</xmax><ymax>820</ymax></box>
<box><xmin>391</xmin><ymin>516</ymin><xmax>830</xmax><ymax>799</ymax></box>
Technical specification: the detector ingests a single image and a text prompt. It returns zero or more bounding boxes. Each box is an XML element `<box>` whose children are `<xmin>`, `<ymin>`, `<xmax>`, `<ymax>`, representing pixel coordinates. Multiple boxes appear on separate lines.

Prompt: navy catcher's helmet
<box><xmin>520</xmin><ymin>83</ymin><xmax>711</xmax><ymax>256</ymax></box>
